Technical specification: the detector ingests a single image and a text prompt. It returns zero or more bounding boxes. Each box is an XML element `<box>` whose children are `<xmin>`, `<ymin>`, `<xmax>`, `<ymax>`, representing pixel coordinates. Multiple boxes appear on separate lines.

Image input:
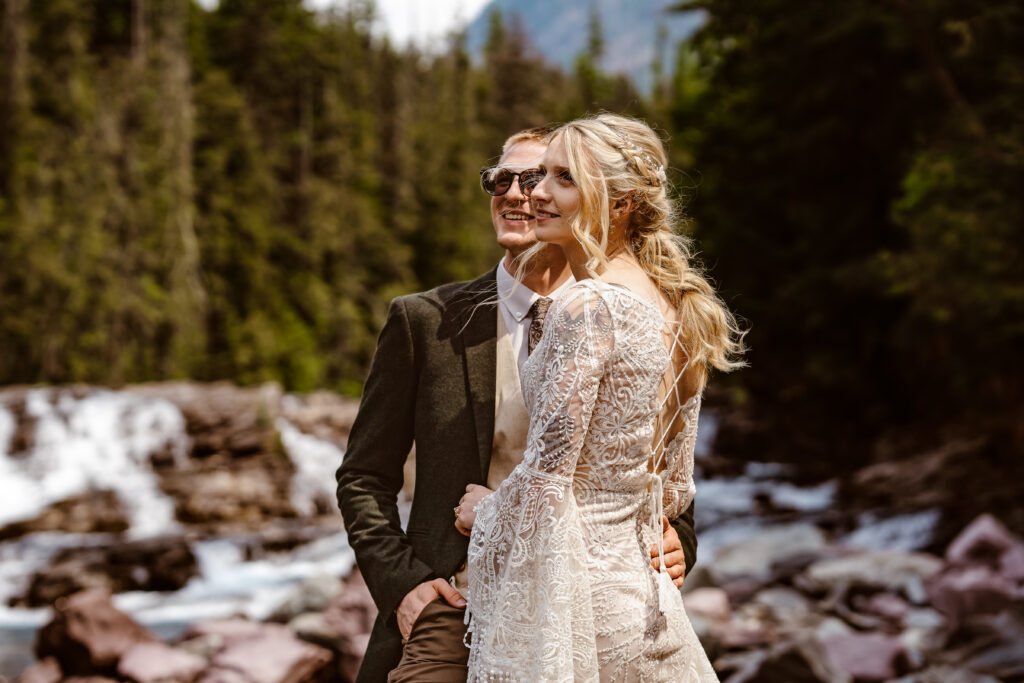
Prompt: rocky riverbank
<box><xmin>13</xmin><ymin>513</ymin><xmax>1024</xmax><ymax>682</ymax></box>
<box><xmin>2</xmin><ymin>383</ymin><xmax>1022</xmax><ymax>681</ymax></box>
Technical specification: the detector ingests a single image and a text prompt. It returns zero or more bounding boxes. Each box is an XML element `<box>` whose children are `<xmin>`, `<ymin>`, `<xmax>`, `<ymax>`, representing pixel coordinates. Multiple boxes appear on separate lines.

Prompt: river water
<box><xmin>0</xmin><ymin>388</ymin><xmax>940</xmax><ymax>677</ymax></box>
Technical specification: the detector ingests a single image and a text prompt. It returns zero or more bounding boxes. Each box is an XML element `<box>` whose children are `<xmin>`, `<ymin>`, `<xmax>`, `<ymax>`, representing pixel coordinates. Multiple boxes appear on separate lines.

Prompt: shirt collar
<box><xmin>496</xmin><ymin>260</ymin><xmax>576</xmax><ymax>323</ymax></box>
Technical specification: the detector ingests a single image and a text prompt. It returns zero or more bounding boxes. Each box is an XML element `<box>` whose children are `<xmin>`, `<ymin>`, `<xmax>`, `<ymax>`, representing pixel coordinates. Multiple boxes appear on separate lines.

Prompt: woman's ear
<box><xmin>611</xmin><ymin>195</ymin><xmax>634</xmax><ymax>217</ymax></box>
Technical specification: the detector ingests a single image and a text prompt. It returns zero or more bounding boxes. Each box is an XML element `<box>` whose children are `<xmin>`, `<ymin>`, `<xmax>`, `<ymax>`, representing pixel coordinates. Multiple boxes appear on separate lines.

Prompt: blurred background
<box><xmin>1</xmin><ymin>0</ymin><xmax>1022</xmax><ymax>681</ymax></box>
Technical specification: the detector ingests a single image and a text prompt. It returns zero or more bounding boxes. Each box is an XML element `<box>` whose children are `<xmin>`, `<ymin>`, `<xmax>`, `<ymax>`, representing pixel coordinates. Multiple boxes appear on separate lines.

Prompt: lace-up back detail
<box><xmin>466</xmin><ymin>280</ymin><xmax>718</xmax><ymax>682</ymax></box>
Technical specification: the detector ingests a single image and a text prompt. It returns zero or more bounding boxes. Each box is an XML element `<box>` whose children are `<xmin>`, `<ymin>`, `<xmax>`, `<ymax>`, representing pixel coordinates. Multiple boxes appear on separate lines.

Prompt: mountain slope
<box><xmin>464</xmin><ymin>0</ymin><xmax>705</xmax><ymax>88</ymax></box>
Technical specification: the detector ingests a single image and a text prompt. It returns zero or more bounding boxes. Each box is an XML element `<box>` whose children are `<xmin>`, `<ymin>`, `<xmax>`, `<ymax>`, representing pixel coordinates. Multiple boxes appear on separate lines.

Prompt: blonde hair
<box><xmin>533</xmin><ymin>113</ymin><xmax>745</xmax><ymax>378</ymax></box>
<box><xmin>502</xmin><ymin>126</ymin><xmax>556</xmax><ymax>156</ymax></box>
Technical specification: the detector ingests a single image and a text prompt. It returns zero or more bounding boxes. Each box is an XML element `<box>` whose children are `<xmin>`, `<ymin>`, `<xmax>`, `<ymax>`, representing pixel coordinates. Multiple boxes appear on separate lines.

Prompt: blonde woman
<box><xmin>456</xmin><ymin>114</ymin><xmax>744</xmax><ymax>681</ymax></box>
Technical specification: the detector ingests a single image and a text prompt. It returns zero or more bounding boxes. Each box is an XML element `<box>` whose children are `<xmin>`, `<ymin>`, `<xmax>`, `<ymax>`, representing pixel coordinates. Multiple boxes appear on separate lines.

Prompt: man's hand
<box><xmin>454</xmin><ymin>484</ymin><xmax>493</xmax><ymax>537</ymax></box>
<box><xmin>396</xmin><ymin>578</ymin><xmax>466</xmax><ymax>640</ymax></box>
<box><xmin>651</xmin><ymin>516</ymin><xmax>687</xmax><ymax>588</ymax></box>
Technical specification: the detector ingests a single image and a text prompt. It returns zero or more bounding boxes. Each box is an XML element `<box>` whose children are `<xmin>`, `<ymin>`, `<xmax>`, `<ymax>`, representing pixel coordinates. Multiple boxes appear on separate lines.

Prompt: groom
<box><xmin>336</xmin><ymin>127</ymin><xmax>697</xmax><ymax>682</ymax></box>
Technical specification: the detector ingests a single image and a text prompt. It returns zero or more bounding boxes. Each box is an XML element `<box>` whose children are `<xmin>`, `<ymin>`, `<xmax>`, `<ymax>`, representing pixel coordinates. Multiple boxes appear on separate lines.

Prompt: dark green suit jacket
<box><xmin>336</xmin><ymin>269</ymin><xmax>697</xmax><ymax>682</ymax></box>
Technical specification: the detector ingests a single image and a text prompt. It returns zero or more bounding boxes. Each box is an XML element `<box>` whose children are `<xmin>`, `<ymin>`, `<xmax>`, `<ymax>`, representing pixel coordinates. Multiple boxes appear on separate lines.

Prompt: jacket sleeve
<box><xmin>669</xmin><ymin>499</ymin><xmax>698</xmax><ymax>576</ymax></box>
<box><xmin>662</xmin><ymin>393</ymin><xmax>703</xmax><ymax>577</ymax></box>
<box><xmin>336</xmin><ymin>297</ymin><xmax>436</xmax><ymax>623</ymax></box>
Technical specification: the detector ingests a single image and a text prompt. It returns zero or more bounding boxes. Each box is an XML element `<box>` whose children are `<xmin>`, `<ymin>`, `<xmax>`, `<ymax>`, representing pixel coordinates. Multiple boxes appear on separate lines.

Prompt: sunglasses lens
<box><xmin>519</xmin><ymin>169</ymin><xmax>543</xmax><ymax>196</ymax></box>
<box><xmin>481</xmin><ymin>168</ymin><xmax>512</xmax><ymax>196</ymax></box>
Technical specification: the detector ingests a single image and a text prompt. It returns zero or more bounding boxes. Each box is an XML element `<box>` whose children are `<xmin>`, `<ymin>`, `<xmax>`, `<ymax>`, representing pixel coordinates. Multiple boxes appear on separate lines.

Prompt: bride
<box><xmin>456</xmin><ymin>114</ymin><xmax>744</xmax><ymax>681</ymax></box>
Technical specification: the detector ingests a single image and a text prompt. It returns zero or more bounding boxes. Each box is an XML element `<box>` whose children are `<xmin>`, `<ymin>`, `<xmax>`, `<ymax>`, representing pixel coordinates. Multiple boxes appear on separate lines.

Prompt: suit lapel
<box><xmin>453</xmin><ymin>270</ymin><xmax>498</xmax><ymax>482</ymax></box>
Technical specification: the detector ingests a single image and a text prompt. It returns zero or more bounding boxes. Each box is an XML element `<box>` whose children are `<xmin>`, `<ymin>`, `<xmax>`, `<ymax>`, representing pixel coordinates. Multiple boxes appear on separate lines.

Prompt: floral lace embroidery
<box><xmin>466</xmin><ymin>281</ymin><xmax>719</xmax><ymax>682</ymax></box>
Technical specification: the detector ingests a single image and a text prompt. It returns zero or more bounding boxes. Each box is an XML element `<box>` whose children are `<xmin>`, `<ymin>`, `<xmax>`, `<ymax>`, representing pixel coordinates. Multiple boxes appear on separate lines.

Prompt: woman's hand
<box><xmin>455</xmin><ymin>484</ymin><xmax>493</xmax><ymax>536</ymax></box>
<box><xmin>651</xmin><ymin>516</ymin><xmax>687</xmax><ymax>588</ymax></box>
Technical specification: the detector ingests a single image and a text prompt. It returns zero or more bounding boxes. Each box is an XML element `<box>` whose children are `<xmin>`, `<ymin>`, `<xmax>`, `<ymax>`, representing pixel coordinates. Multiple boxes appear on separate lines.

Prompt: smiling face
<box><xmin>491</xmin><ymin>140</ymin><xmax>547</xmax><ymax>257</ymax></box>
<box><xmin>530</xmin><ymin>136</ymin><xmax>582</xmax><ymax>248</ymax></box>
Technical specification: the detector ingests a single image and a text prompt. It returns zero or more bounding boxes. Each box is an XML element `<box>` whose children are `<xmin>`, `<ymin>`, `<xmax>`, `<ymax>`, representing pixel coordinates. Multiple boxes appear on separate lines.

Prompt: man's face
<box><xmin>490</xmin><ymin>140</ymin><xmax>547</xmax><ymax>256</ymax></box>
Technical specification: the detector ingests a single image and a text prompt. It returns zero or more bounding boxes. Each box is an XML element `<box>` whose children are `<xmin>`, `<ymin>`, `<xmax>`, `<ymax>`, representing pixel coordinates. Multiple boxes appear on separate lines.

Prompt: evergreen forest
<box><xmin>1</xmin><ymin>0</ymin><xmax>1021</xmax><ymax>469</ymax></box>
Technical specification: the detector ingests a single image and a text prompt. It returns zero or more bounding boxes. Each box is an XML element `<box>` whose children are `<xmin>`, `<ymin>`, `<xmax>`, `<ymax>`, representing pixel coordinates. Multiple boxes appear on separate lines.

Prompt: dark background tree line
<box><xmin>1</xmin><ymin>0</ymin><xmax>1020</xmax><ymax>474</ymax></box>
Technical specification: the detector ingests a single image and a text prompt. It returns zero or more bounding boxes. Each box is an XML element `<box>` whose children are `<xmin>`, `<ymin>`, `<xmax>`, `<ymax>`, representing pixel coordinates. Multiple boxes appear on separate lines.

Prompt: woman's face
<box><xmin>530</xmin><ymin>136</ymin><xmax>581</xmax><ymax>248</ymax></box>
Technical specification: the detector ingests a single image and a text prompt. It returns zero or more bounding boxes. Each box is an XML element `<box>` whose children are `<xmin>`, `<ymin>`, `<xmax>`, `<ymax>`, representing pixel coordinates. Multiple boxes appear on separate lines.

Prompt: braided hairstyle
<box><xmin>554</xmin><ymin>113</ymin><xmax>745</xmax><ymax>378</ymax></box>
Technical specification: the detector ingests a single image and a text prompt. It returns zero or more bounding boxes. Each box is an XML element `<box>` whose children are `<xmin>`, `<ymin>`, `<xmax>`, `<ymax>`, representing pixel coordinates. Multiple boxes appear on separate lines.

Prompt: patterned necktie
<box><xmin>527</xmin><ymin>297</ymin><xmax>553</xmax><ymax>355</ymax></box>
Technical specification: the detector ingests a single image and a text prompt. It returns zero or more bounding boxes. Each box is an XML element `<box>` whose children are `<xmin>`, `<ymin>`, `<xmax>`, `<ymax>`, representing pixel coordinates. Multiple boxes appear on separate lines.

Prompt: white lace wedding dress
<box><xmin>466</xmin><ymin>279</ymin><xmax>719</xmax><ymax>682</ymax></box>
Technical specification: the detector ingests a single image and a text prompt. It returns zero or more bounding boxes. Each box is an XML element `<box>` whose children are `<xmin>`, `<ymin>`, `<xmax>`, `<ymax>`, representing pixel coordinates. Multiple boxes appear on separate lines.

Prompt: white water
<box><xmin>0</xmin><ymin>389</ymin><xmax>187</xmax><ymax>536</ymax></box>
<box><xmin>842</xmin><ymin>509</ymin><xmax>941</xmax><ymax>552</ymax></box>
<box><xmin>0</xmin><ymin>387</ymin><xmax>368</xmax><ymax>659</ymax></box>
<box><xmin>0</xmin><ymin>391</ymin><xmax>938</xmax><ymax>677</ymax></box>
<box><xmin>276</xmin><ymin>416</ymin><xmax>345</xmax><ymax>518</ymax></box>
<box><xmin>112</xmin><ymin>532</ymin><xmax>356</xmax><ymax>627</ymax></box>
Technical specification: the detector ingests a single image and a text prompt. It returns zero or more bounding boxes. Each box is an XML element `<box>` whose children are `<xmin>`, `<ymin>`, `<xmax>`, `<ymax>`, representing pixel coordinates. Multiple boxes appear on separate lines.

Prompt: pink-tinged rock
<box><xmin>1001</xmin><ymin>543</ymin><xmax>1024</xmax><ymax>581</ymax></box>
<box><xmin>683</xmin><ymin>587</ymin><xmax>731</xmax><ymax>622</ymax></box>
<box><xmin>946</xmin><ymin>514</ymin><xmax>1024</xmax><ymax>572</ymax></box>
<box><xmin>209</xmin><ymin>631</ymin><xmax>332</xmax><ymax>683</ymax></box>
<box><xmin>821</xmin><ymin>631</ymin><xmax>908</xmax><ymax>680</ymax></box>
<box><xmin>927</xmin><ymin>564</ymin><xmax>1023</xmax><ymax>623</ymax></box>
<box><xmin>327</xmin><ymin>571</ymin><xmax>377</xmax><ymax>638</ymax></box>
<box><xmin>34</xmin><ymin>590</ymin><xmax>158</xmax><ymax>676</ymax></box>
<box><xmin>339</xmin><ymin>632</ymin><xmax>370</xmax><ymax>681</ymax></box>
<box><xmin>18</xmin><ymin>657</ymin><xmax>62</xmax><ymax>683</ymax></box>
<box><xmin>864</xmin><ymin>592</ymin><xmax>910</xmax><ymax>621</ymax></box>
<box><xmin>179</xmin><ymin>618</ymin><xmax>290</xmax><ymax>646</ymax></box>
<box><xmin>716</xmin><ymin>617</ymin><xmax>775</xmax><ymax>649</ymax></box>
<box><xmin>117</xmin><ymin>642</ymin><xmax>206</xmax><ymax>683</ymax></box>
<box><xmin>195</xmin><ymin>671</ymin><xmax>249</xmax><ymax>683</ymax></box>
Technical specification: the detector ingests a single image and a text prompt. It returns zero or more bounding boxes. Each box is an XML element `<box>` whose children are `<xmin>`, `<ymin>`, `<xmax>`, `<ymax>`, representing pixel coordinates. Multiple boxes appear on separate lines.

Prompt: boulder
<box><xmin>320</xmin><ymin>571</ymin><xmax>377</xmax><ymax>642</ymax></box>
<box><xmin>819</xmin><ymin>631</ymin><xmax>909</xmax><ymax>681</ymax></box>
<box><xmin>339</xmin><ymin>633</ymin><xmax>370</xmax><ymax>683</ymax></box>
<box><xmin>17</xmin><ymin>657</ymin><xmax>62</xmax><ymax>683</ymax></box>
<box><xmin>710</xmin><ymin>523</ymin><xmax>827</xmax><ymax>585</ymax></box>
<box><xmin>945</xmin><ymin>513</ymin><xmax>1024</xmax><ymax>580</ymax></box>
<box><xmin>803</xmin><ymin>550</ymin><xmax>943</xmax><ymax>603</ymax></box>
<box><xmin>289</xmin><ymin>570</ymin><xmax>376</xmax><ymax>681</ymax></box>
<box><xmin>163</xmin><ymin>467</ymin><xmax>295</xmax><ymax>524</ymax></box>
<box><xmin>133</xmin><ymin>382</ymin><xmax>281</xmax><ymax>461</ymax></box>
<box><xmin>195</xmin><ymin>671</ymin><xmax>248</xmax><ymax>683</ymax></box>
<box><xmin>268</xmin><ymin>573</ymin><xmax>343</xmax><ymax>623</ymax></box>
<box><xmin>751</xmin><ymin>587</ymin><xmax>815</xmax><ymax>627</ymax></box>
<box><xmin>719</xmin><ymin>638</ymin><xmax>851</xmax><ymax>683</ymax></box>
<box><xmin>947</xmin><ymin>608</ymin><xmax>1024</xmax><ymax>680</ymax></box>
<box><xmin>34</xmin><ymin>590</ymin><xmax>158</xmax><ymax>676</ymax></box>
<box><xmin>179</xmin><ymin>619</ymin><xmax>286</xmax><ymax>647</ymax></box>
<box><xmin>279</xmin><ymin>392</ymin><xmax>358</xmax><ymax>447</ymax></box>
<box><xmin>927</xmin><ymin>564</ymin><xmax>1023</xmax><ymax>623</ymax></box>
<box><xmin>682</xmin><ymin>587</ymin><xmax>731</xmax><ymax>623</ymax></box>
<box><xmin>207</xmin><ymin>630</ymin><xmax>332</xmax><ymax>683</ymax></box>
<box><xmin>18</xmin><ymin>536</ymin><xmax>198</xmax><ymax>607</ymax></box>
<box><xmin>175</xmin><ymin>633</ymin><xmax>225</xmax><ymax>660</ymax></box>
<box><xmin>0</xmin><ymin>491</ymin><xmax>129</xmax><ymax>542</ymax></box>
<box><xmin>862</xmin><ymin>591</ymin><xmax>910</xmax><ymax>621</ymax></box>
<box><xmin>889</xmin><ymin>667</ymin><xmax>1001</xmax><ymax>683</ymax></box>
<box><xmin>117</xmin><ymin>642</ymin><xmax>206</xmax><ymax>683</ymax></box>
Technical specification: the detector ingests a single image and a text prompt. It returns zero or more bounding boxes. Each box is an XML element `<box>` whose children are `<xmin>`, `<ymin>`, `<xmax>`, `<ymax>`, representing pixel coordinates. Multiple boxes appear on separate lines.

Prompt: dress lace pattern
<box><xmin>466</xmin><ymin>280</ymin><xmax>719</xmax><ymax>682</ymax></box>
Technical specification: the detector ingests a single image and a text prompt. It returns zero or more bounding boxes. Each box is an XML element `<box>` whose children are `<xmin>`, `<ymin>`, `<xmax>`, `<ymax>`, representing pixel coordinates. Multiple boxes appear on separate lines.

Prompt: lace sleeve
<box><xmin>660</xmin><ymin>393</ymin><xmax>701</xmax><ymax>522</ymax></box>
<box><xmin>465</xmin><ymin>285</ymin><xmax>613</xmax><ymax>683</ymax></box>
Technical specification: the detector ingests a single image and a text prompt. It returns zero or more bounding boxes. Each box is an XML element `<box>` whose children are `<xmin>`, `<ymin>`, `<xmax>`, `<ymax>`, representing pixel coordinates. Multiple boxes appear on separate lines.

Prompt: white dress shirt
<box><xmin>496</xmin><ymin>260</ymin><xmax>576</xmax><ymax>372</ymax></box>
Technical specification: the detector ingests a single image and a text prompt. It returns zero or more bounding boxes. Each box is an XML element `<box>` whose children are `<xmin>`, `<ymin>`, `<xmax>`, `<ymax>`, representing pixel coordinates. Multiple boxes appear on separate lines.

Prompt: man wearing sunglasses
<box><xmin>336</xmin><ymin>128</ymin><xmax>697</xmax><ymax>682</ymax></box>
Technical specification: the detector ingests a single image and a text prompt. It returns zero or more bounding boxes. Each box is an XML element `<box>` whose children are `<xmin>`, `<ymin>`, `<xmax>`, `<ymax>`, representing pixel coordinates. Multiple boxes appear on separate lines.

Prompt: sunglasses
<box><xmin>479</xmin><ymin>167</ymin><xmax>544</xmax><ymax>196</ymax></box>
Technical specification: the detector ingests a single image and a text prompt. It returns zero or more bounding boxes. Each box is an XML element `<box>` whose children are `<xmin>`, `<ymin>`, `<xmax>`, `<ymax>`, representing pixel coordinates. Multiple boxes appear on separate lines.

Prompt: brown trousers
<box><xmin>386</xmin><ymin>599</ymin><xmax>469</xmax><ymax>682</ymax></box>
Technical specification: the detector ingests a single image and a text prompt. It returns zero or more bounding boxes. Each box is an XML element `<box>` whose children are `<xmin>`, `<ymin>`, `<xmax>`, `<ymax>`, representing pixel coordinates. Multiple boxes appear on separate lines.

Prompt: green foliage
<box><xmin>1</xmin><ymin>0</ymin><xmax>1019</xmax><ymax>448</ymax></box>
<box><xmin>675</xmin><ymin>0</ymin><xmax>1023</xmax><ymax>457</ymax></box>
<box><xmin>0</xmin><ymin>0</ymin><xmax>630</xmax><ymax>394</ymax></box>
